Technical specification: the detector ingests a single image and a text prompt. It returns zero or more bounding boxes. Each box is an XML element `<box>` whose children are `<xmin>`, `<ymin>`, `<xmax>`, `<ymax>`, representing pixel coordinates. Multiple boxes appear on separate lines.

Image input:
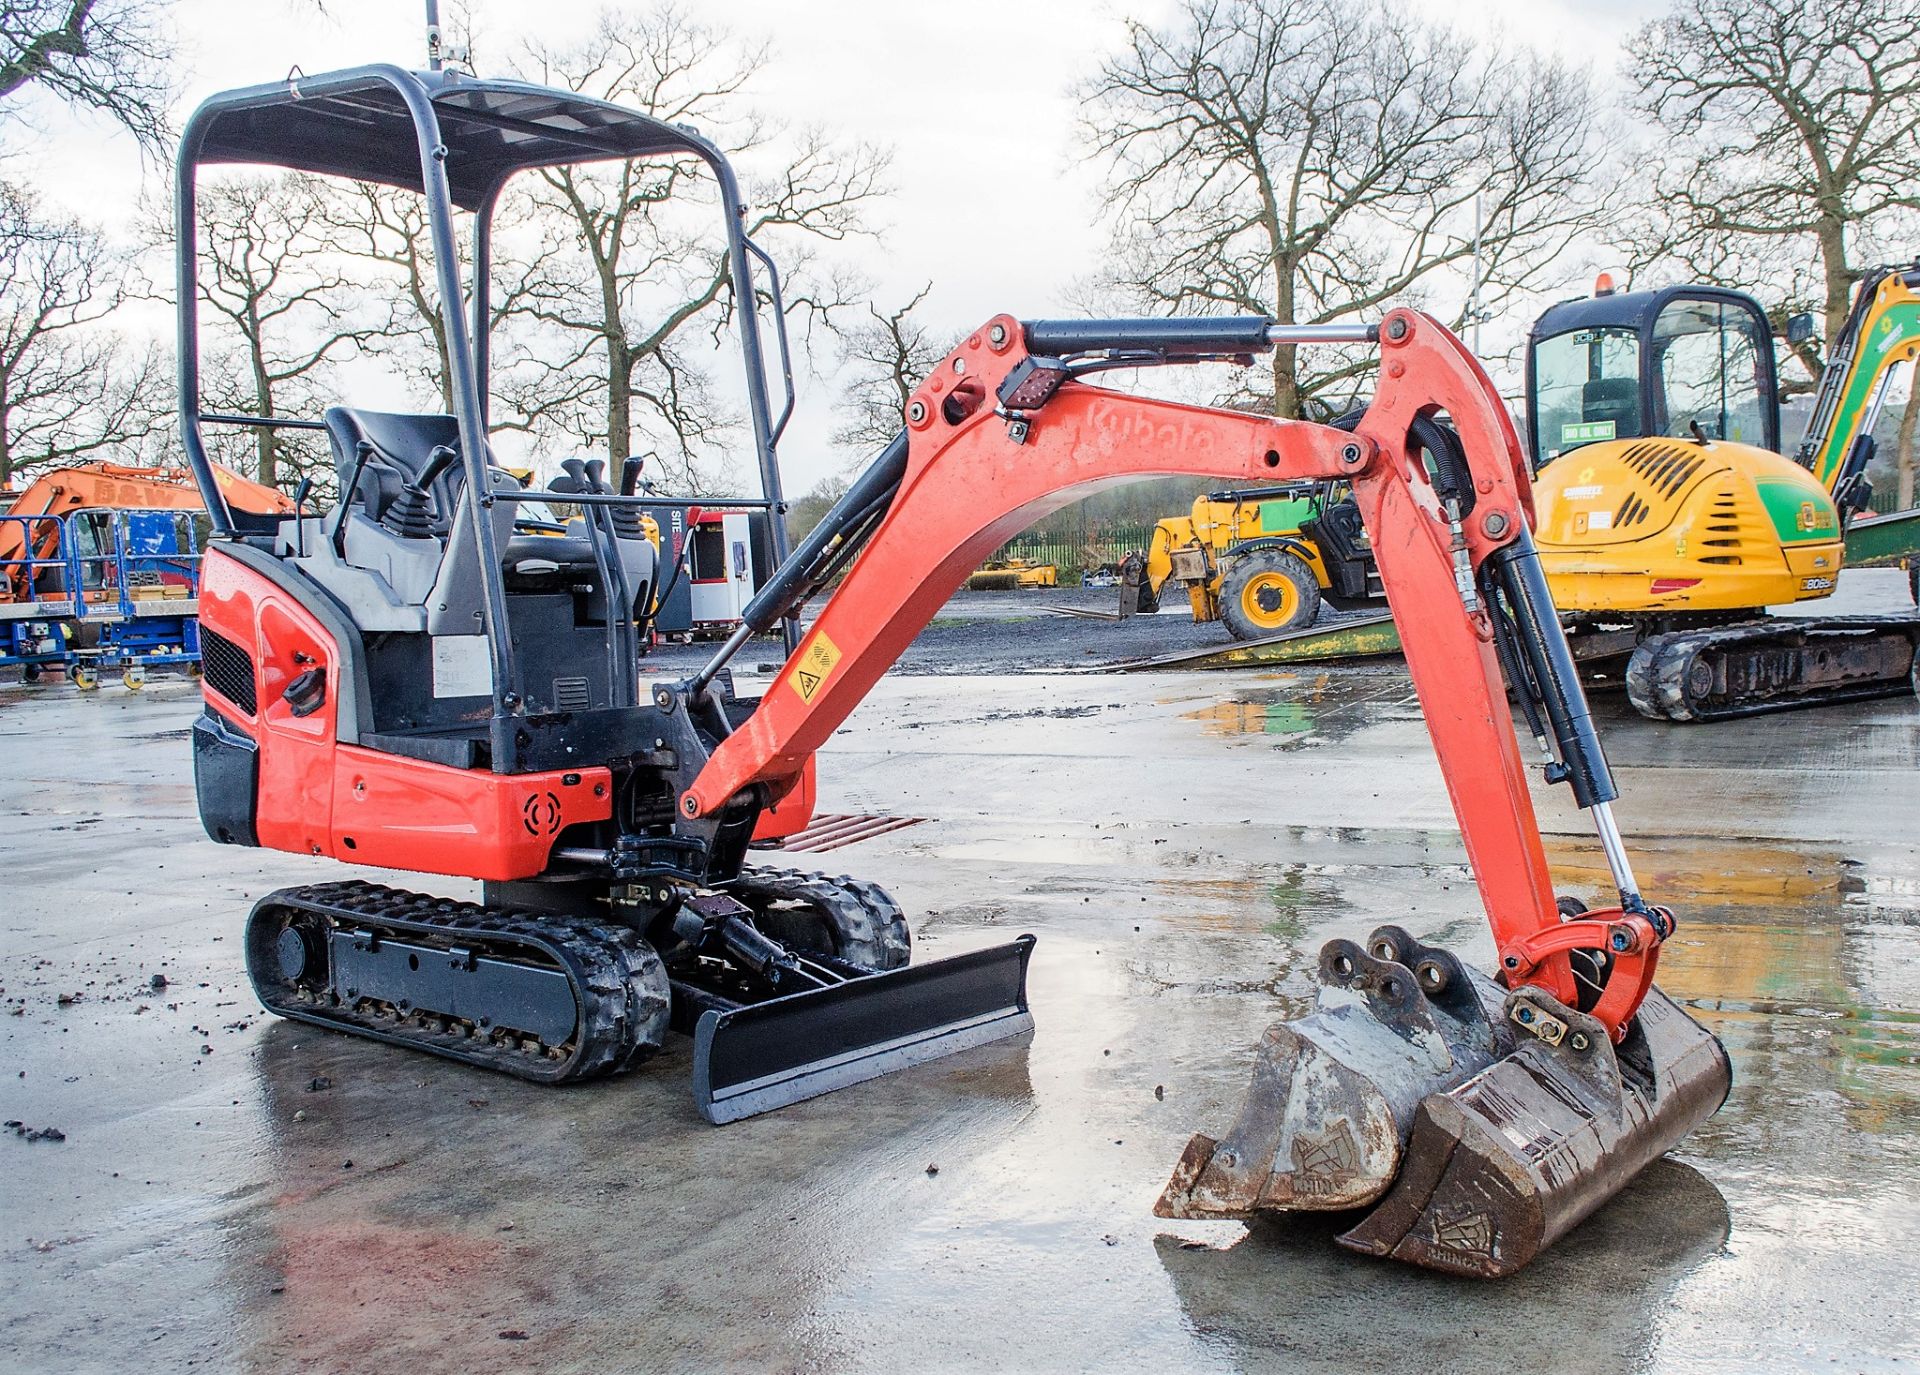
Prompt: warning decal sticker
<box><xmin>788</xmin><ymin>631</ymin><xmax>843</xmax><ymax>704</ymax></box>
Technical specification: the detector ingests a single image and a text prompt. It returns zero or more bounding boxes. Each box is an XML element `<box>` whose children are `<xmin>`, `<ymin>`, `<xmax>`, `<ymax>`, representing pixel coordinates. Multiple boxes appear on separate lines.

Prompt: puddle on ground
<box><xmin>1178</xmin><ymin>671</ymin><xmax>1420</xmax><ymax>747</ymax></box>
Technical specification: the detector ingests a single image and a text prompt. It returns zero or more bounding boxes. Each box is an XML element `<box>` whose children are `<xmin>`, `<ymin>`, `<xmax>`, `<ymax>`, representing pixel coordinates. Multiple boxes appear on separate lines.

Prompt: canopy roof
<box><xmin>185</xmin><ymin>66</ymin><xmax>713</xmax><ymax>211</ymax></box>
<box><xmin>1529</xmin><ymin>285</ymin><xmax>1767</xmax><ymax>345</ymax></box>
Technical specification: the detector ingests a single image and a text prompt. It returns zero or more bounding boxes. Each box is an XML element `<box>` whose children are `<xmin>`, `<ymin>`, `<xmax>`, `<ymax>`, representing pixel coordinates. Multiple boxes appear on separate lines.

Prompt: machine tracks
<box><xmin>245</xmin><ymin>881</ymin><xmax>672</xmax><ymax>1084</ymax></box>
<box><xmin>1625</xmin><ymin>614</ymin><xmax>1920</xmax><ymax>721</ymax></box>
<box><xmin>727</xmin><ymin>865</ymin><xmax>911</xmax><ymax>970</ymax></box>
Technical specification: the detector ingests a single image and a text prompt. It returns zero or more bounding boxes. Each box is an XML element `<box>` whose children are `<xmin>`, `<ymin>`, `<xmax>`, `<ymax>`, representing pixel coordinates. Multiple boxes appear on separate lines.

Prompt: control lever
<box><xmin>381</xmin><ymin>445</ymin><xmax>461</xmax><ymax>539</ymax></box>
<box><xmin>291</xmin><ymin>476</ymin><xmax>314</xmax><ymax>557</ymax></box>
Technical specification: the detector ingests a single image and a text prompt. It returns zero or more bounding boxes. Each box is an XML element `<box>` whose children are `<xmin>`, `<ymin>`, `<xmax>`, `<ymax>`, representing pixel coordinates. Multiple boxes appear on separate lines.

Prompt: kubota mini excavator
<box><xmin>176</xmin><ymin>60</ymin><xmax>1728</xmax><ymax>1279</ymax></box>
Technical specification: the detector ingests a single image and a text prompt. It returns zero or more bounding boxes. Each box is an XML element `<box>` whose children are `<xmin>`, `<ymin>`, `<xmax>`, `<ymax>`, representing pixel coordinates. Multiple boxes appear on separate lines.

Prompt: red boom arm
<box><xmin>689</xmin><ymin>309</ymin><xmax>1651</xmax><ymax>1026</ymax></box>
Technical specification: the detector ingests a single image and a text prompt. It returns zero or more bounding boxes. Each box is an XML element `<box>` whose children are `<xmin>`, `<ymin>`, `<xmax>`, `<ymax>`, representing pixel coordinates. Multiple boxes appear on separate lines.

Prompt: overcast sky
<box><xmin>15</xmin><ymin>0</ymin><xmax>1672</xmax><ymax>493</ymax></box>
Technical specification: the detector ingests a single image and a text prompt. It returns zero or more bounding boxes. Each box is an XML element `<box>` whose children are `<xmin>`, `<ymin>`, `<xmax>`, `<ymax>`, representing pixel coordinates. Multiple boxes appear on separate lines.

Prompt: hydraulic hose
<box><xmin>737</xmin><ymin>429</ymin><xmax>910</xmax><ymax>635</ymax></box>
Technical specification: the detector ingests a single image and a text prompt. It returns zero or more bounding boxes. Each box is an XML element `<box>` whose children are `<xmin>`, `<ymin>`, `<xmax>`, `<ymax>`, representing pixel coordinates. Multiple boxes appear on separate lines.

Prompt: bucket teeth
<box><xmin>1336</xmin><ymin>985</ymin><xmax>1732</xmax><ymax>1277</ymax></box>
<box><xmin>1156</xmin><ymin>931</ymin><xmax>1507</xmax><ymax>1220</ymax></box>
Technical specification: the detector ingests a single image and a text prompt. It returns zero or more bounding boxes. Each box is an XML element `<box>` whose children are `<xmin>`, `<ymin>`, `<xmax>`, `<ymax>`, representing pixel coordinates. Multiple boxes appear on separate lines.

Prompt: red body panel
<box><xmin>197</xmin><ymin>548</ymin><xmax>611</xmax><ymax>882</ymax></box>
<box><xmin>751</xmin><ymin>757</ymin><xmax>815</xmax><ymax>841</ymax></box>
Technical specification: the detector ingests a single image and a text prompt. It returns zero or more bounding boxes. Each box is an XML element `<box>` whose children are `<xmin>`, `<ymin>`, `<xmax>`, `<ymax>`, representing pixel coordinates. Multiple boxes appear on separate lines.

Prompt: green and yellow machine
<box><xmin>1137</xmin><ymin>483</ymin><xmax>1361</xmax><ymax>638</ymax></box>
<box><xmin>1142</xmin><ymin>265</ymin><xmax>1920</xmax><ymax>720</ymax></box>
<box><xmin>1528</xmin><ymin>265</ymin><xmax>1920</xmax><ymax>718</ymax></box>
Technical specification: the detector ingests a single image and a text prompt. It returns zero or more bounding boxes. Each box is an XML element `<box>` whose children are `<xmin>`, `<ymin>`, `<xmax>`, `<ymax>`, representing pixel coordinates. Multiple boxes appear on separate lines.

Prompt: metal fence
<box><xmin>989</xmin><ymin>522</ymin><xmax>1156</xmax><ymax>574</ymax></box>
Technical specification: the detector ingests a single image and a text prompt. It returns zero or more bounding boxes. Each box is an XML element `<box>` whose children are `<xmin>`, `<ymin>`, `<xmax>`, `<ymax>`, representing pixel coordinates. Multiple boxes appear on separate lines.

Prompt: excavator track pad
<box><xmin>1158</xmin><ymin>929</ymin><xmax>1730</xmax><ymax>1278</ymax></box>
<box><xmin>245</xmin><ymin>881</ymin><xmax>673</xmax><ymax>1084</ymax></box>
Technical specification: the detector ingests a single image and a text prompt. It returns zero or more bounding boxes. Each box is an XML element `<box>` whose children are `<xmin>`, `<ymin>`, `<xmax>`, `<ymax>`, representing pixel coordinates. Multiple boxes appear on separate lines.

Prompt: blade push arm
<box><xmin>686</xmin><ymin>309</ymin><xmax>1663</xmax><ymax>1036</ymax></box>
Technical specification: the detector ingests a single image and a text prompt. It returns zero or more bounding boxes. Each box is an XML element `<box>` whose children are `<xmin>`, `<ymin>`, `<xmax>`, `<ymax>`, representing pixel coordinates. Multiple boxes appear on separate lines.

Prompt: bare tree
<box><xmin>0</xmin><ymin>0</ymin><xmax>170</xmax><ymax>151</ymax></box>
<box><xmin>831</xmin><ymin>285</ymin><xmax>947</xmax><ymax>454</ymax></box>
<box><xmin>1628</xmin><ymin>0</ymin><xmax>1920</xmax><ymax>349</ymax></box>
<box><xmin>1081</xmin><ymin>0</ymin><xmax>1609</xmax><ymax>418</ymax></box>
<box><xmin>0</xmin><ymin>183</ymin><xmax>158</xmax><ymax>484</ymax></box>
<box><xmin>492</xmin><ymin>6</ymin><xmax>889</xmax><ymax>492</ymax></box>
<box><xmin>191</xmin><ymin>175</ymin><xmax>374</xmax><ymax>488</ymax></box>
<box><xmin>318</xmin><ymin>181</ymin><xmax>459</xmax><ymax>413</ymax></box>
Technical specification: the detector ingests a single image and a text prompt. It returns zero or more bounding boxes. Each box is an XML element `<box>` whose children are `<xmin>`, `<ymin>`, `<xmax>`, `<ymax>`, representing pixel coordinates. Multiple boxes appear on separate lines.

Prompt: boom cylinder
<box><xmin>738</xmin><ymin>430</ymin><xmax>910</xmax><ymax>636</ymax></box>
<box><xmin>1487</xmin><ymin>530</ymin><xmax>1617</xmax><ymax>811</ymax></box>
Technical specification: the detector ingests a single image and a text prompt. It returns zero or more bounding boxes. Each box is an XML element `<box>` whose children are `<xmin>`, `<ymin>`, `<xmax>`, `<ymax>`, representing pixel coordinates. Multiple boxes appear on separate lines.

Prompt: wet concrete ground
<box><xmin>2</xmin><ymin>584</ymin><xmax>1918</xmax><ymax>1372</ymax></box>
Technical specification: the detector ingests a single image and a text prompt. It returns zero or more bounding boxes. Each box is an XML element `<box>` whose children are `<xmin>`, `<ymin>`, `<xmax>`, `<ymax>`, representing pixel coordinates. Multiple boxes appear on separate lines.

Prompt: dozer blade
<box><xmin>1337</xmin><ymin>984</ymin><xmax>1730</xmax><ymax>1277</ymax></box>
<box><xmin>691</xmin><ymin>935</ymin><xmax>1036</xmax><ymax>1124</ymax></box>
<box><xmin>1157</xmin><ymin>929</ymin><xmax>1507</xmax><ymax>1218</ymax></box>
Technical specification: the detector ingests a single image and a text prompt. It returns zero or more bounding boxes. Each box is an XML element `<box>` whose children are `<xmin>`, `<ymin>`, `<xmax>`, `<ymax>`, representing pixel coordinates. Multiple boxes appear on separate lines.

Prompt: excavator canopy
<box><xmin>187</xmin><ymin>67</ymin><xmax>717</xmax><ymax>211</ymax></box>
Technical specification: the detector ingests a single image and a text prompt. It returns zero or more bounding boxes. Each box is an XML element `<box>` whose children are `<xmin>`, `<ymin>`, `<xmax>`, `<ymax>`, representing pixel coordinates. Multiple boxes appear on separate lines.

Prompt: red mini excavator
<box><xmin>176</xmin><ymin>60</ymin><xmax>1728</xmax><ymax>1278</ymax></box>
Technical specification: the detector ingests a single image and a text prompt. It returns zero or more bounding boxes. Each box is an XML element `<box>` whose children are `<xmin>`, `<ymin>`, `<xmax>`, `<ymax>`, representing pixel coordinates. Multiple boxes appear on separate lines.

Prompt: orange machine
<box><xmin>175</xmin><ymin>61</ymin><xmax>1726</xmax><ymax>1281</ymax></box>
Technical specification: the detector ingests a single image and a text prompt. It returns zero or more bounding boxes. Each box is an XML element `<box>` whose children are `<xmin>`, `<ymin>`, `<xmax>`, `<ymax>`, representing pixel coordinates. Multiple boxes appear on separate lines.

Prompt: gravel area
<box><xmin>643</xmin><ymin>585</ymin><xmax>1239</xmax><ymax>678</ymax></box>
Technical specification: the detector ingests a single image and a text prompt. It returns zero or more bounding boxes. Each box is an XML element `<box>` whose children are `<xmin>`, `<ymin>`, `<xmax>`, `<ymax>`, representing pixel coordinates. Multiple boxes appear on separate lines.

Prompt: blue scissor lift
<box><xmin>0</xmin><ymin>512</ymin><xmax>81</xmax><ymax>682</ymax></box>
<box><xmin>0</xmin><ymin>508</ymin><xmax>205</xmax><ymax>689</ymax></box>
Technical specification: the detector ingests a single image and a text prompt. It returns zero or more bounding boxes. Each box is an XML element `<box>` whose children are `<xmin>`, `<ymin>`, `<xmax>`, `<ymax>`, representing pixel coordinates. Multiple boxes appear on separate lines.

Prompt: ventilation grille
<box><xmin>1613</xmin><ymin>492</ymin><xmax>1652</xmax><ymax>528</ymax></box>
<box><xmin>1618</xmin><ymin>441</ymin><xmax>1706</xmax><ymax>498</ymax></box>
<box><xmin>199</xmin><ymin>627</ymin><xmax>258</xmax><ymax>715</ymax></box>
<box><xmin>1696</xmin><ymin>486</ymin><xmax>1750</xmax><ymax>565</ymax></box>
<box><xmin>552</xmin><ymin>676</ymin><xmax>592</xmax><ymax>712</ymax></box>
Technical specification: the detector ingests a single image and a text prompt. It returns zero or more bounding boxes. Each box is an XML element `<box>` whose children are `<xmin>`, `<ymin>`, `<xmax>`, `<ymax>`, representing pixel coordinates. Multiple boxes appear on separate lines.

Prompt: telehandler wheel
<box><xmin>1220</xmin><ymin>548</ymin><xmax>1321</xmax><ymax>640</ymax></box>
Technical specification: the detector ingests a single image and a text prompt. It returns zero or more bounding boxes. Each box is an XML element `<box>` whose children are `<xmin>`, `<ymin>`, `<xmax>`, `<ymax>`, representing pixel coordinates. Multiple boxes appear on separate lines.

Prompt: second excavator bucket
<box><xmin>691</xmin><ymin>935</ymin><xmax>1036</xmax><ymax>1124</ymax></box>
<box><xmin>1158</xmin><ymin>931</ymin><xmax>1733</xmax><ymax>1278</ymax></box>
<box><xmin>1157</xmin><ymin>928</ymin><xmax>1506</xmax><ymax>1217</ymax></box>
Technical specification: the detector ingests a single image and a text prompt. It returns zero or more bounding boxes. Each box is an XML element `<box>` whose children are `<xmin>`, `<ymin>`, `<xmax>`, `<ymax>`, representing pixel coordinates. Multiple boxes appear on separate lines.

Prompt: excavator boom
<box><xmin>683</xmin><ymin>309</ymin><xmax>1730</xmax><ymax>1276</ymax></box>
<box><xmin>1799</xmin><ymin>263</ymin><xmax>1920</xmax><ymax>500</ymax></box>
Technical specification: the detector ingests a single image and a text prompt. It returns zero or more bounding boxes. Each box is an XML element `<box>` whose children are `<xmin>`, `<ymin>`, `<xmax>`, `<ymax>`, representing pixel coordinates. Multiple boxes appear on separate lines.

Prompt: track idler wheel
<box><xmin>1337</xmin><ymin>985</ymin><xmax>1730</xmax><ymax>1277</ymax></box>
<box><xmin>1156</xmin><ymin>927</ymin><xmax>1506</xmax><ymax>1219</ymax></box>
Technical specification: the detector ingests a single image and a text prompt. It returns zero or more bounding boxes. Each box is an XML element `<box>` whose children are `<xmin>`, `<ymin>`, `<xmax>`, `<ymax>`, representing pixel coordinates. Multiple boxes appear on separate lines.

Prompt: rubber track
<box><xmin>247</xmin><ymin>880</ymin><xmax>671</xmax><ymax>1084</ymax></box>
<box><xmin>727</xmin><ymin>866</ymin><xmax>911</xmax><ymax>971</ymax></box>
<box><xmin>1625</xmin><ymin>614</ymin><xmax>1920</xmax><ymax>722</ymax></box>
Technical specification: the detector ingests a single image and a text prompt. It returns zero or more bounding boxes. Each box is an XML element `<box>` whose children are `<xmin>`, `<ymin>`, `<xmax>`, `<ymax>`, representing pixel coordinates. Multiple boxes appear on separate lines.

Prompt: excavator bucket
<box><xmin>1158</xmin><ymin>932</ymin><xmax>1733</xmax><ymax>1278</ymax></box>
<box><xmin>691</xmin><ymin>935</ymin><xmax>1036</xmax><ymax>1124</ymax></box>
<box><xmin>1337</xmin><ymin>985</ymin><xmax>1730</xmax><ymax>1277</ymax></box>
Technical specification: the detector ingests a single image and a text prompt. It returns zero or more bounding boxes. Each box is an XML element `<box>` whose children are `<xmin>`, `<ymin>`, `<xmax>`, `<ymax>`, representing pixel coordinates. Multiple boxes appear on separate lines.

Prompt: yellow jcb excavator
<box><xmin>1136</xmin><ymin>267</ymin><xmax>1920</xmax><ymax>719</ymax></box>
<box><xmin>1529</xmin><ymin>265</ymin><xmax>1920</xmax><ymax>719</ymax></box>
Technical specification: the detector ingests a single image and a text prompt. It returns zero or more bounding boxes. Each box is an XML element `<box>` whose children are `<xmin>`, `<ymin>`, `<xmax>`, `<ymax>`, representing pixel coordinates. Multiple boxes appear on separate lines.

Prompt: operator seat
<box><xmin>325</xmin><ymin>407</ymin><xmax>465</xmax><ymax>536</ymax></box>
<box><xmin>322</xmin><ymin>406</ymin><xmax>595</xmax><ymax>574</ymax></box>
<box><xmin>1580</xmin><ymin>378</ymin><xmax>1643</xmax><ymax>439</ymax></box>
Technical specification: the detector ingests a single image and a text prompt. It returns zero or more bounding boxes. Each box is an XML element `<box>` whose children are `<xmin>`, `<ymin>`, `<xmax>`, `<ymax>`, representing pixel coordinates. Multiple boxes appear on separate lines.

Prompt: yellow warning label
<box><xmin>788</xmin><ymin>631</ymin><xmax>843</xmax><ymax>704</ymax></box>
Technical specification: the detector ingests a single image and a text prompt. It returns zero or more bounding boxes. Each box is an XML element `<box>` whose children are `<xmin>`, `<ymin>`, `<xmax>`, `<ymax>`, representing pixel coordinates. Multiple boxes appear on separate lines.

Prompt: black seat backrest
<box><xmin>324</xmin><ymin>407</ymin><xmax>464</xmax><ymax>535</ymax></box>
<box><xmin>1580</xmin><ymin>378</ymin><xmax>1643</xmax><ymax>438</ymax></box>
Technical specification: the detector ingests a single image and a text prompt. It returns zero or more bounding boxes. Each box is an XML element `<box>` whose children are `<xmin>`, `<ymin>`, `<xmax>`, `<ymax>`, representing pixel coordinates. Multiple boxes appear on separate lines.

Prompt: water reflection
<box><xmin>1157</xmin><ymin>1158</ymin><xmax>1731</xmax><ymax>1373</ymax></box>
<box><xmin>1179</xmin><ymin>672</ymin><xmax>1419</xmax><ymax>747</ymax></box>
<box><xmin>232</xmin><ymin>1014</ymin><xmax>1040</xmax><ymax>1369</ymax></box>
